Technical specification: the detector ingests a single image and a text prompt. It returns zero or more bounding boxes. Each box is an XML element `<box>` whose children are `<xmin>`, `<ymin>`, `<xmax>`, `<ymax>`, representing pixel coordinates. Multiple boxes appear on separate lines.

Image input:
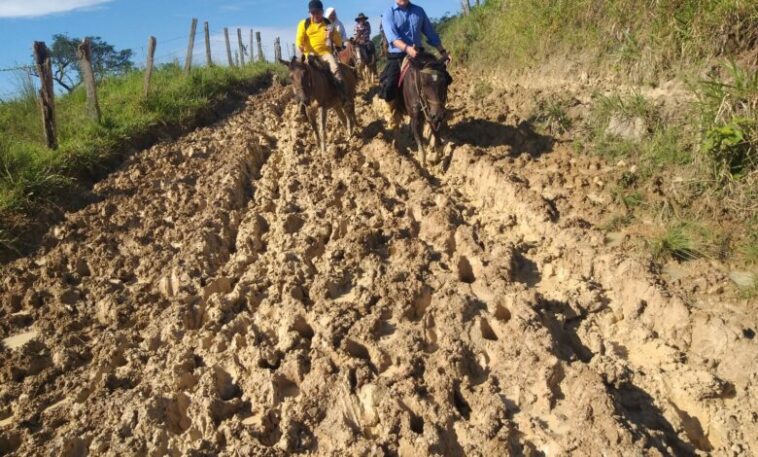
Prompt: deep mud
<box><xmin>0</xmin><ymin>75</ymin><xmax>756</xmax><ymax>456</ymax></box>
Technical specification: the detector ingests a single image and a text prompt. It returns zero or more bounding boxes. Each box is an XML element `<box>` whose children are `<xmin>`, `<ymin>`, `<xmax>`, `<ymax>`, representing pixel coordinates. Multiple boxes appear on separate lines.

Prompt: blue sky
<box><xmin>0</xmin><ymin>0</ymin><xmax>461</xmax><ymax>97</ymax></box>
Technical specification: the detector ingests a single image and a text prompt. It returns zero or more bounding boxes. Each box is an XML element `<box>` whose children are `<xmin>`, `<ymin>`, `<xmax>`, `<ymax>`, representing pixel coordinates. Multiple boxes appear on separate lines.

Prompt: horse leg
<box><xmin>335</xmin><ymin>105</ymin><xmax>349</xmax><ymax>136</ymax></box>
<box><xmin>411</xmin><ymin>112</ymin><xmax>426</xmax><ymax>166</ymax></box>
<box><xmin>319</xmin><ymin>106</ymin><xmax>328</xmax><ymax>153</ymax></box>
<box><xmin>306</xmin><ymin>106</ymin><xmax>320</xmax><ymax>147</ymax></box>
<box><xmin>348</xmin><ymin>103</ymin><xmax>358</xmax><ymax>133</ymax></box>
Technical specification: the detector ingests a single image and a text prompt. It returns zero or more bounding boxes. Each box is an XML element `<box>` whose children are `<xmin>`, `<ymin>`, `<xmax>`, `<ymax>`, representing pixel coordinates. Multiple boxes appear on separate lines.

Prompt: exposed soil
<box><xmin>0</xmin><ymin>73</ymin><xmax>756</xmax><ymax>456</ymax></box>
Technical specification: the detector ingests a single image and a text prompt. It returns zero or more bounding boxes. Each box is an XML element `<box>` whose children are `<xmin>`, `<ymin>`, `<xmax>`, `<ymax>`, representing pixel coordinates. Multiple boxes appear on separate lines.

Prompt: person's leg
<box><xmin>379</xmin><ymin>56</ymin><xmax>402</xmax><ymax>101</ymax></box>
<box><xmin>320</xmin><ymin>53</ymin><xmax>347</xmax><ymax>102</ymax></box>
<box><xmin>321</xmin><ymin>53</ymin><xmax>342</xmax><ymax>81</ymax></box>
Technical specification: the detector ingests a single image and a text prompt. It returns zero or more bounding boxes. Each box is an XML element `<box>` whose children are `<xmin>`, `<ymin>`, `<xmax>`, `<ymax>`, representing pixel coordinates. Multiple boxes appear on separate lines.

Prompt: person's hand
<box><xmin>406</xmin><ymin>45</ymin><xmax>418</xmax><ymax>59</ymax></box>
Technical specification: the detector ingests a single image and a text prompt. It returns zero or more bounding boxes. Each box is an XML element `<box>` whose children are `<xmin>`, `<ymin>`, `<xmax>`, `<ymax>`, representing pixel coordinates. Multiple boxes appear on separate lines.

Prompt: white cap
<box><xmin>325</xmin><ymin>7</ymin><xmax>336</xmax><ymax>18</ymax></box>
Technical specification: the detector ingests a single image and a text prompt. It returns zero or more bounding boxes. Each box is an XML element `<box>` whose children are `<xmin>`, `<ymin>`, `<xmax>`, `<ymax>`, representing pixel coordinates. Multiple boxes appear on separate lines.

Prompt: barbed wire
<box><xmin>0</xmin><ymin>65</ymin><xmax>33</xmax><ymax>73</ymax></box>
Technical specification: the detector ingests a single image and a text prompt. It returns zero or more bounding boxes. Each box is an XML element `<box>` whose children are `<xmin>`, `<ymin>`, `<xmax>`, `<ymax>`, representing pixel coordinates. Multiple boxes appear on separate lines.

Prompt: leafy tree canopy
<box><xmin>44</xmin><ymin>35</ymin><xmax>134</xmax><ymax>93</ymax></box>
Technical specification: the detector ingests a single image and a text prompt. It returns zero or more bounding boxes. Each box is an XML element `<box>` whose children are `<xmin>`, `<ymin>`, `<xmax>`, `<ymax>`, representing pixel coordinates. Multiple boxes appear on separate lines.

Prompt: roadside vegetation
<box><xmin>0</xmin><ymin>62</ymin><xmax>282</xmax><ymax>257</ymax></box>
<box><xmin>440</xmin><ymin>0</ymin><xmax>757</xmax><ymax>286</ymax></box>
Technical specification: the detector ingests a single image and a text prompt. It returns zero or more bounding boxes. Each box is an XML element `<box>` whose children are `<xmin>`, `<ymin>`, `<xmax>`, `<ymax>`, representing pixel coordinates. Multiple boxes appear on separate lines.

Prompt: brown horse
<box><xmin>338</xmin><ymin>42</ymin><xmax>356</xmax><ymax>67</ymax></box>
<box><xmin>396</xmin><ymin>52</ymin><xmax>451</xmax><ymax>166</ymax></box>
<box><xmin>281</xmin><ymin>56</ymin><xmax>358</xmax><ymax>152</ymax></box>
<box><xmin>341</xmin><ymin>40</ymin><xmax>378</xmax><ymax>83</ymax></box>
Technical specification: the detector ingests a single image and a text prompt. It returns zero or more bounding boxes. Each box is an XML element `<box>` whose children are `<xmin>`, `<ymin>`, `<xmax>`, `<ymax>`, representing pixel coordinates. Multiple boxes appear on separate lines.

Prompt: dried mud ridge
<box><xmin>0</xmin><ymin>80</ymin><xmax>756</xmax><ymax>457</ymax></box>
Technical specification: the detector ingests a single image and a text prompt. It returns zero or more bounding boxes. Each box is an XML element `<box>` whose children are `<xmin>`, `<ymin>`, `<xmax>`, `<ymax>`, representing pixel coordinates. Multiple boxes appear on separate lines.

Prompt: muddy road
<box><xmin>0</xmin><ymin>76</ymin><xmax>756</xmax><ymax>456</ymax></box>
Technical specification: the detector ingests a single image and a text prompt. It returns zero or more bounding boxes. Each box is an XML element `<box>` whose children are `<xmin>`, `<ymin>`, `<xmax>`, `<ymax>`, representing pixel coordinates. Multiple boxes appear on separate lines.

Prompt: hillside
<box><xmin>440</xmin><ymin>0</ymin><xmax>757</xmax><ymax>291</ymax></box>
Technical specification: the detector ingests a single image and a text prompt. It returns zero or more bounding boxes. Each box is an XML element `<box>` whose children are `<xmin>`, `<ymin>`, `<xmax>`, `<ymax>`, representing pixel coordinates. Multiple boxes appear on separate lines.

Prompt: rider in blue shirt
<box><xmin>379</xmin><ymin>0</ymin><xmax>449</xmax><ymax>102</ymax></box>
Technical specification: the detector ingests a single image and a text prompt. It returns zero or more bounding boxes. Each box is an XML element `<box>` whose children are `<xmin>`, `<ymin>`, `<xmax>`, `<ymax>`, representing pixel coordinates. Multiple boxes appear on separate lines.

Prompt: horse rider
<box><xmin>379</xmin><ymin>0</ymin><xmax>450</xmax><ymax>103</ymax></box>
<box><xmin>325</xmin><ymin>7</ymin><xmax>348</xmax><ymax>45</ymax></box>
<box><xmin>353</xmin><ymin>13</ymin><xmax>376</xmax><ymax>62</ymax></box>
<box><xmin>297</xmin><ymin>1</ymin><xmax>347</xmax><ymax>100</ymax></box>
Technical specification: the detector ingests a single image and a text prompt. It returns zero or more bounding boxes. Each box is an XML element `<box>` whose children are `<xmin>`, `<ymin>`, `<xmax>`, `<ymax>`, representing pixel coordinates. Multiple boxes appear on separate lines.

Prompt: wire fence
<box><xmin>0</xmin><ymin>23</ymin><xmax>294</xmax><ymax>102</ymax></box>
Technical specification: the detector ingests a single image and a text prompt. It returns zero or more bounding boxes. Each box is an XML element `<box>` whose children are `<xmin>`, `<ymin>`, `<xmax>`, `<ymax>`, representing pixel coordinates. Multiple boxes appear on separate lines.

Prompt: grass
<box><xmin>650</xmin><ymin>222</ymin><xmax>709</xmax><ymax>262</ymax></box>
<box><xmin>471</xmin><ymin>79</ymin><xmax>494</xmax><ymax>101</ymax></box>
<box><xmin>0</xmin><ymin>62</ymin><xmax>283</xmax><ymax>254</ymax></box>
<box><xmin>439</xmin><ymin>0</ymin><xmax>758</xmax><ymax>80</ymax></box>
<box><xmin>529</xmin><ymin>96</ymin><xmax>573</xmax><ymax>135</ymax></box>
<box><xmin>698</xmin><ymin>62</ymin><xmax>758</xmax><ymax>182</ymax></box>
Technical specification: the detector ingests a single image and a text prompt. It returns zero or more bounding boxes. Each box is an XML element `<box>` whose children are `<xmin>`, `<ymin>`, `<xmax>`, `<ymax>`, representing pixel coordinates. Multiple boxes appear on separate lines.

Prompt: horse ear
<box><xmin>278</xmin><ymin>58</ymin><xmax>291</xmax><ymax>67</ymax></box>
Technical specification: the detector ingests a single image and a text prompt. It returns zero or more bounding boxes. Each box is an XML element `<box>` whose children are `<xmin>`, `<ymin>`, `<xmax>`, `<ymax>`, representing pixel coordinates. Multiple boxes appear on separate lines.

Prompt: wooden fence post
<box><xmin>256</xmin><ymin>31</ymin><xmax>264</xmax><ymax>62</ymax></box>
<box><xmin>461</xmin><ymin>0</ymin><xmax>471</xmax><ymax>15</ymax></box>
<box><xmin>237</xmin><ymin>28</ymin><xmax>246</xmax><ymax>66</ymax></box>
<box><xmin>144</xmin><ymin>36</ymin><xmax>156</xmax><ymax>96</ymax></box>
<box><xmin>77</xmin><ymin>38</ymin><xmax>100</xmax><ymax>123</ymax></box>
<box><xmin>33</xmin><ymin>41</ymin><xmax>57</xmax><ymax>150</ymax></box>
<box><xmin>185</xmin><ymin>18</ymin><xmax>198</xmax><ymax>74</ymax></box>
<box><xmin>204</xmin><ymin>21</ymin><xmax>213</xmax><ymax>66</ymax></box>
<box><xmin>224</xmin><ymin>28</ymin><xmax>234</xmax><ymax>66</ymax></box>
<box><xmin>254</xmin><ymin>29</ymin><xmax>255</xmax><ymax>62</ymax></box>
<box><xmin>274</xmin><ymin>37</ymin><xmax>281</xmax><ymax>62</ymax></box>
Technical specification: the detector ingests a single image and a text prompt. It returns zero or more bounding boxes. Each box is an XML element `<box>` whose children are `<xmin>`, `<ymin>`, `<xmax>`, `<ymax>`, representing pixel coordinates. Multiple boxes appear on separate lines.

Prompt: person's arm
<box><xmin>296</xmin><ymin>20</ymin><xmax>307</xmax><ymax>53</ymax></box>
<box><xmin>420</xmin><ymin>9</ymin><xmax>445</xmax><ymax>54</ymax></box>
<box><xmin>384</xmin><ymin>10</ymin><xmax>418</xmax><ymax>57</ymax></box>
<box><xmin>383</xmin><ymin>11</ymin><xmax>402</xmax><ymax>49</ymax></box>
<box><xmin>367</xmin><ymin>22</ymin><xmax>372</xmax><ymax>39</ymax></box>
<box><xmin>332</xmin><ymin>25</ymin><xmax>343</xmax><ymax>48</ymax></box>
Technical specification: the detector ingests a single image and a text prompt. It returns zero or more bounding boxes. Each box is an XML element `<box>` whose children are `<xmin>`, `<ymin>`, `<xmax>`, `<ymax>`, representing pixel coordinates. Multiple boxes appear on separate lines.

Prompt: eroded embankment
<box><xmin>0</xmin><ymin>78</ymin><xmax>755</xmax><ymax>457</ymax></box>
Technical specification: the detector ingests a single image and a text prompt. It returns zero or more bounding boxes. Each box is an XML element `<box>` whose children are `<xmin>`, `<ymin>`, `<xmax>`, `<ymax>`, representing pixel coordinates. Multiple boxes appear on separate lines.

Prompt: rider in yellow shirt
<box><xmin>296</xmin><ymin>1</ymin><xmax>346</xmax><ymax>98</ymax></box>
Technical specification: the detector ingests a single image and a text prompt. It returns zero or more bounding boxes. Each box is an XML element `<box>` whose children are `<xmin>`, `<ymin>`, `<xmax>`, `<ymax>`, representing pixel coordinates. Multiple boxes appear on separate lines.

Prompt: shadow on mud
<box><xmin>611</xmin><ymin>382</ymin><xmax>705</xmax><ymax>455</ymax></box>
<box><xmin>449</xmin><ymin>119</ymin><xmax>555</xmax><ymax>158</ymax></box>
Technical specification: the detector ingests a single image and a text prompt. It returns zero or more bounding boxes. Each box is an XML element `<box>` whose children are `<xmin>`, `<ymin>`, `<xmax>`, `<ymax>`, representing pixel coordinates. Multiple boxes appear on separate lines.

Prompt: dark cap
<box><xmin>308</xmin><ymin>1</ymin><xmax>324</xmax><ymax>12</ymax></box>
<box><xmin>355</xmin><ymin>13</ymin><xmax>368</xmax><ymax>21</ymax></box>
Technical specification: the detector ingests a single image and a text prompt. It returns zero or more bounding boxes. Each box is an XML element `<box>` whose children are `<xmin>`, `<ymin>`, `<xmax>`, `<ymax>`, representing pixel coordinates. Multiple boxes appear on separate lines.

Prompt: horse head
<box><xmin>415</xmin><ymin>54</ymin><xmax>451</xmax><ymax>132</ymax></box>
<box><xmin>280</xmin><ymin>56</ymin><xmax>312</xmax><ymax>105</ymax></box>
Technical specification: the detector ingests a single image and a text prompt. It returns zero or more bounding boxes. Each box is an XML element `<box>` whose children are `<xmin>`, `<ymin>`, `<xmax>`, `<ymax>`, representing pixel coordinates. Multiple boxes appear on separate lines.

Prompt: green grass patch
<box><xmin>698</xmin><ymin>62</ymin><xmax>758</xmax><ymax>181</ymax></box>
<box><xmin>650</xmin><ymin>222</ymin><xmax>707</xmax><ymax>262</ymax></box>
<box><xmin>529</xmin><ymin>96</ymin><xmax>573</xmax><ymax>135</ymax></box>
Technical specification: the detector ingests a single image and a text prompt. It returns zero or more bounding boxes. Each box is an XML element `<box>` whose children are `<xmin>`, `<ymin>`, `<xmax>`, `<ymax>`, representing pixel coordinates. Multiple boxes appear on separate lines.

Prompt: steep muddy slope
<box><xmin>0</xmin><ymin>79</ymin><xmax>755</xmax><ymax>456</ymax></box>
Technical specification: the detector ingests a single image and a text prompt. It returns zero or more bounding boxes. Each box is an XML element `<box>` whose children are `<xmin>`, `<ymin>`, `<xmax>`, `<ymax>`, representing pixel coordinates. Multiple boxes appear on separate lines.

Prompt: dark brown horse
<box><xmin>396</xmin><ymin>52</ymin><xmax>451</xmax><ymax>166</ymax></box>
<box><xmin>280</xmin><ymin>56</ymin><xmax>358</xmax><ymax>152</ymax></box>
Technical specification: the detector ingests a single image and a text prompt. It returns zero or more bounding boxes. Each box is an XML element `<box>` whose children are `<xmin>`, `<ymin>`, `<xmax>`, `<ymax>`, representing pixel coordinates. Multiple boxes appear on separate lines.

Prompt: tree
<box><xmin>42</xmin><ymin>35</ymin><xmax>134</xmax><ymax>93</ymax></box>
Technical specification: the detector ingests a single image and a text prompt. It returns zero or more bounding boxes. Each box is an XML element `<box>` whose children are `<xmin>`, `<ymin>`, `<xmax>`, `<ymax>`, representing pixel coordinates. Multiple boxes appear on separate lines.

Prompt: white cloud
<box><xmin>0</xmin><ymin>0</ymin><xmax>112</xmax><ymax>18</ymax></box>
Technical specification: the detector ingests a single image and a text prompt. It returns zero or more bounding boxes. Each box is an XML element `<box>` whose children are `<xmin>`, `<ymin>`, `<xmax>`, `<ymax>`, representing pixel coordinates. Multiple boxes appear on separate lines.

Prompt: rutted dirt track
<box><xmin>1</xmin><ymin>75</ymin><xmax>756</xmax><ymax>456</ymax></box>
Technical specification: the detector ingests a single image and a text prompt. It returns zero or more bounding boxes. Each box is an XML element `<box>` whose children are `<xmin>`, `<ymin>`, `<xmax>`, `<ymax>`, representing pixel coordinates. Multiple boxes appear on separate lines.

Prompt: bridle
<box><xmin>413</xmin><ymin>64</ymin><xmax>447</xmax><ymax>125</ymax></box>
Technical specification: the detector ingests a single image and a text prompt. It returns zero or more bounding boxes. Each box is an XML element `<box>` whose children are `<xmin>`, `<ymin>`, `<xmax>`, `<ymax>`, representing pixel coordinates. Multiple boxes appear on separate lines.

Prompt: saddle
<box><xmin>399</xmin><ymin>54</ymin><xmax>452</xmax><ymax>88</ymax></box>
<box><xmin>306</xmin><ymin>55</ymin><xmax>331</xmax><ymax>74</ymax></box>
<box><xmin>305</xmin><ymin>55</ymin><xmax>347</xmax><ymax>92</ymax></box>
